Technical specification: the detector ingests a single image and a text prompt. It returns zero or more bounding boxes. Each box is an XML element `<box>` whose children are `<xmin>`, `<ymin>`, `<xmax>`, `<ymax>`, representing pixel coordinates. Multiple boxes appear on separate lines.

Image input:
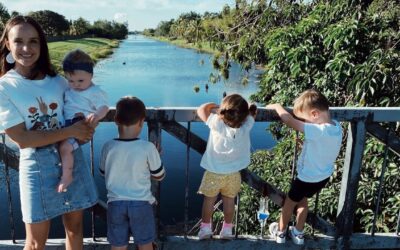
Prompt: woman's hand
<box><xmin>69</xmin><ymin>120</ymin><xmax>95</xmax><ymax>142</ymax></box>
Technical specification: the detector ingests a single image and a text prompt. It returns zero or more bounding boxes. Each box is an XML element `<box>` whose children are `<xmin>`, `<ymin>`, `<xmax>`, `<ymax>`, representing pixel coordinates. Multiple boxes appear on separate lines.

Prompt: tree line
<box><xmin>148</xmin><ymin>0</ymin><xmax>399</xmax><ymax>235</ymax></box>
<box><xmin>0</xmin><ymin>3</ymin><xmax>128</xmax><ymax>39</ymax></box>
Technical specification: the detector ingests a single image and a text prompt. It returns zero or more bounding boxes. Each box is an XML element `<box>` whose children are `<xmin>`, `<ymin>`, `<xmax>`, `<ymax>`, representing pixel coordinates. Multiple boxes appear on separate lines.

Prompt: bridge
<box><xmin>1</xmin><ymin>107</ymin><xmax>400</xmax><ymax>249</ymax></box>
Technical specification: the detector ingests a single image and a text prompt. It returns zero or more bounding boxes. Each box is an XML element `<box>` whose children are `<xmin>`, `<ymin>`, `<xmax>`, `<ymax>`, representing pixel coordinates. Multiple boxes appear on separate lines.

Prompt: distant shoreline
<box><xmin>48</xmin><ymin>37</ymin><xmax>120</xmax><ymax>73</ymax></box>
<box><xmin>144</xmin><ymin>35</ymin><xmax>265</xmax><ymax>70</ymax></box>
<box><xmin>146</xmin><ymin>35</ymin><xmax>217</xmax><ymax>55</ymax></box>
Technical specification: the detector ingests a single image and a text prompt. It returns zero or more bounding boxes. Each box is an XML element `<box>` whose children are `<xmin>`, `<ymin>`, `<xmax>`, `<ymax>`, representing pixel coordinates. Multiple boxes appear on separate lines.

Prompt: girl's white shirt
<box><xmin>200</xmin><ymin>113</ymin><xmax>255</xmax><ymax>174</ymax></box>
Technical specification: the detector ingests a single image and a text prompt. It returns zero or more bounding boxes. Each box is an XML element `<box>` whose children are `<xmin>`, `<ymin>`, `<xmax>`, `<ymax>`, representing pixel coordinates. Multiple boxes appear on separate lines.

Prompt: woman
<box><xmin>0</xmin><ymin>16</ymin><xmax>98</xmax><ymax>250</ymax></box>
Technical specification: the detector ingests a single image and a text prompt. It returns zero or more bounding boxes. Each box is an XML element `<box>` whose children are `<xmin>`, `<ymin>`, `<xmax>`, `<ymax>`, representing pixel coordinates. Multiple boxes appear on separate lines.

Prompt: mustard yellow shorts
<box><xmin>198</xmin><ymin>171</ymin><xmax>241</xmax><ymax>198</ymax></box>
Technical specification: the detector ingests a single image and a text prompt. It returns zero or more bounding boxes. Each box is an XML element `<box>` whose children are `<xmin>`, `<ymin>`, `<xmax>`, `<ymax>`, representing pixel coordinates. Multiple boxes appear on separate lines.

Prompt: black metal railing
<box><xmin>1</xmin><ymin>107</ymin><xmax>400</xmax><ymax>249</ymax></box>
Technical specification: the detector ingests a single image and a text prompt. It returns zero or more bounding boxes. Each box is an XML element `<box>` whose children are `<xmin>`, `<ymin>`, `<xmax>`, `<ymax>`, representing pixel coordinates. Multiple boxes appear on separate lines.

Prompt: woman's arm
<box><xmin>197</xmin><ymin>102</ymin><xmax>219</xmax><ymax>122</ymax></box>
<box><xmin>266</xmin><ymin>103</ymin><xmax>305</xmax><ymax>132</ymax></box>
<box><xmin>5</xmin><ymin>120</ymin><xmax>94</xmax><ymax>149</ymax></box>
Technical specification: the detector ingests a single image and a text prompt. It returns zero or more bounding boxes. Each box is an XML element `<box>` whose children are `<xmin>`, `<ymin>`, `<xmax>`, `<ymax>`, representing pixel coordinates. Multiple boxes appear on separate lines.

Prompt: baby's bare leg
<box><xmin>57</xmin><ymin>139</ymin><xmax>74</xmax><ymax>193</ymax></box>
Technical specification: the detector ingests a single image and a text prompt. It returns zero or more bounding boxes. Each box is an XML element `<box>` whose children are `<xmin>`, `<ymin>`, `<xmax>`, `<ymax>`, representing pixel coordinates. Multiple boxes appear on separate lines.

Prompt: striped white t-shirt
<box><xmin>100</xmin><ymin>138</ymin><xmax>165</xmax><ymax>203</ymax></box>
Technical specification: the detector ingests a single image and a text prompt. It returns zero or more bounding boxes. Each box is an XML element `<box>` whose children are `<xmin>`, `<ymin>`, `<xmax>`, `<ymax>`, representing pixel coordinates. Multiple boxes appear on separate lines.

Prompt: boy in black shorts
<box><xmin>266</xmin><ymin>89</ymin><xmax>342</xmax><ymax>245</ymax></box>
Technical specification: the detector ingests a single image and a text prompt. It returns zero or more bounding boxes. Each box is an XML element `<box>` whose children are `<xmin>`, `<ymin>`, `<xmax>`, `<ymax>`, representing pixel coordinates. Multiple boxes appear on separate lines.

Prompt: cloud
<box><xmin>132</xmin><ymin>0</ymin><xmax>170</xmax><ymax>10</ymax></box>
<box><xmin>114</xmin><ymin>12</ymin><xmax>127</xmax><ymax>23</ymax></box>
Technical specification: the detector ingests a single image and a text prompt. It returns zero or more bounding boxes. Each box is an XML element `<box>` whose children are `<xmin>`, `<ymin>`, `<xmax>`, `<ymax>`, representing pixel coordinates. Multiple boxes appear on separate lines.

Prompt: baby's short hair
<box><xmin>62</xmin><ymin>49</ymin><xmax>94</xmax><ymax>74</ymax></box>
<box><xmin>293</xmin><ymin>89</ymin><xmax>330</xmax><ymax>113</ymax></box>
<box><xmin>115</xmin><ymin>96</ymin><xmax>146</xmax><ymax>126</ymax></box>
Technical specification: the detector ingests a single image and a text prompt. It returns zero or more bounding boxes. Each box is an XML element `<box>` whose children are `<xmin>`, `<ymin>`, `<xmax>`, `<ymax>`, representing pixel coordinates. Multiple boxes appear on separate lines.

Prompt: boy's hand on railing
<box><xmin>265</xmin><ymin>103</ymin><xmax>279</xmax><ymax>110</ymax></box>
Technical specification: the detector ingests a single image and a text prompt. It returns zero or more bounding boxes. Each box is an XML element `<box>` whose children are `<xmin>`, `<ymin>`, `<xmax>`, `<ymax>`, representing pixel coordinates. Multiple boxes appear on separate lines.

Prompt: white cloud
<box><xmin>114</xmin><ymin>12</ymin><xmax>127</xmax><ymax>23</ymax></box>
<box><xmin>131</xmin><ymin>0</ymin><xmax>171</xmax><ymax>10</ymax></box>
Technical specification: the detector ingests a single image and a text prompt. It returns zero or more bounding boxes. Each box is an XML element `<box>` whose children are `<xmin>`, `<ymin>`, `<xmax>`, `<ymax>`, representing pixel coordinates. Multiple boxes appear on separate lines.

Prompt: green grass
<box><xmin>152</xmin><ymin>36</ymin><xmax>218</xmax><ymax>54</ymax></box>
<box><xmin>48</xmin><ymin>38</ymin><xmax>119</xmax><ymax>73</ymax></box>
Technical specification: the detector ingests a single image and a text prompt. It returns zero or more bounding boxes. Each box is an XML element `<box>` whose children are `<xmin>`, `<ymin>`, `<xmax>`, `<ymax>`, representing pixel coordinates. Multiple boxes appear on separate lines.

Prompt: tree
<box><xmin>178</xmin><ymin>11</ymin><xmax>201</xmax><ymax>22</ymax></box>
<box><xmin>70</xmin><ymin>17</ymin><xmax>90</xmax><ymax>35</ymax></box>
<box><xmin>88</xmin><ymin>19</ymin><xmax>128</xmax><ymax>39</ymax></box>
<box><xmin>111</xmin><ymin>21</ymin><xmax>128</xmax><ymax>39</ymax></box>
<box><xmin>0</xmin><ymin>3</ymin><xmax>10</xmax><ymax>32</ymax></box>
<box><xmin>28</xmin><ymin>10</ymin><xmax>69</xmax><ymax>36</ymax></box>
<box><xmin>10</xmin><ymin>11</ymin><xmax>20</xmax><ymax>18</ymax></box>
<box><xmin>155</xmin><ymin>19</ymin><xmax>174</xmax><ymax>37</ymax></box>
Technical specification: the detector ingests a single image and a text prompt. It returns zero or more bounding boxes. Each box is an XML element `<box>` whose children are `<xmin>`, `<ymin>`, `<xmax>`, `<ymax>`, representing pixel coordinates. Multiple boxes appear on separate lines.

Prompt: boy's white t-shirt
<box><xmin>100</xmin><ymin>138</ymin><xmax>163</xmax><ymax>203</ymax></box>
<box><xmin>200</xmin><ymin>113</ymin><xmax>255</xmax><ymax>174</ymax></box>
<box><xmin>0</xmin><ymin>69</ymin><xmax>67</xmax><ymax>132</ymax></box>
<box><xmin>63</xmin><ymin>84</ymin><xmax>108</xmax><ymax>120</ymax></box>
<box><xmin>297</xmin><ymin>120</ymin><xmax>342</xmax><ymax>183</ymax></box>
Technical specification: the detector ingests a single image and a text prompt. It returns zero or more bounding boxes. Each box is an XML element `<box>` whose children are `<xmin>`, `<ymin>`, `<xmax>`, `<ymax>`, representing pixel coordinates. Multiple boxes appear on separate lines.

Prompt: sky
<box><xmin>2</xmin><ymin>0</ymin><xmax>235</xmax><ymax>31</ymax></box>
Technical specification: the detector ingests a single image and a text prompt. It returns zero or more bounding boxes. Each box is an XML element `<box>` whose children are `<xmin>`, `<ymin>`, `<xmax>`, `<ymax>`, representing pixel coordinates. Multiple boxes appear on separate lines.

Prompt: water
<box><xmin>0</xmin><ymin>35</ymin><xmax>274</xmax><ymax>239</ymax></box>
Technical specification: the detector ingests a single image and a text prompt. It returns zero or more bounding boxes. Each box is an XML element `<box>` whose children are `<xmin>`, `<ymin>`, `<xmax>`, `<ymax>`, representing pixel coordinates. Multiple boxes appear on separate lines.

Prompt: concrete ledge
<box><xmin>0</xmin><ymin>233</ymin><xmax>398</xmax><ymax>249</ymax></box>
<box><xmin>0</xmin><ymin>235</ymin><xmax>333</xmax><ymax>250</ymax></box>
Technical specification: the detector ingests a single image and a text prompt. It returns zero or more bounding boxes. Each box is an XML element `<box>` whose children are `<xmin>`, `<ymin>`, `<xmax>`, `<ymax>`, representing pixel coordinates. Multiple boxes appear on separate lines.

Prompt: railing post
<box><xmin>336</xmin><ymin>120</ymin><xmax>367</xmax><ymax>249</ymax></box>
<box><xmin>371</xmin><ymin>124</ymin><xmax>392</xmax><ymax>236</ymax></box>
<box><xmin>184</xmin><ymin>122</ymin><xmax>190</xmax><ymax>238</ymax></box>
<box><xmin>1</xmin><ymin>134</ymin><xmax>16</xmax><ymax>243</ymax></box>
<box><xmin>89</xmin><ymin>139</ymin><xmax>96</xmax><ymax>241</ymax></box>
<box><xmin>148</xmin><ymin>120</ymin><xmax>162</xmax><ymax>238</ymax></box>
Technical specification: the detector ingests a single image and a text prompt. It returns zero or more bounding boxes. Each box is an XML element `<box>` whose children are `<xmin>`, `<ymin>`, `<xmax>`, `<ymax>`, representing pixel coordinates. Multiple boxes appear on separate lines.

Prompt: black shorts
<box><xmin>288</xmin><ymin>177</ymin><xmax>329</xmax><ymax>202</ymax></box>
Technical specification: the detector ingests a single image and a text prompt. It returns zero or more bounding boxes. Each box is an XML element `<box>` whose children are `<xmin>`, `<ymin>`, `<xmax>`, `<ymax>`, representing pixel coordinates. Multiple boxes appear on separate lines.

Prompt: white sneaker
<box><xmin>269</xmin><ymin>222</ymin><xmax>286</xmax><ymax>244</ymax></box>
<box><xmin>219</xmin><ymin>226</ymin><xmax>234</xmax><ymax>240</ymax></box>
<box><xmin>198</xmin><ymin>226</ymin><xmax>213</xmax><ymax>240</ymax></box>
<box><xmin>289</xmin><ymin>226</ymin><xmax>304</xmax><ymax>245</ymax></box>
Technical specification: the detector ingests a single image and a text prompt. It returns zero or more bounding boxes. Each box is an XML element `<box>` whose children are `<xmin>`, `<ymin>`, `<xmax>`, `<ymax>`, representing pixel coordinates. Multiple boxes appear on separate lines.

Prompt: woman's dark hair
<box><xmin>219</xmin><ymin>94</ymin><xmax>251</xmax><ymax>128</ymax></box>
<box><xmin>0</xmin><ymin>15</ymin><xmax>56</xmax><ymax>79</ymax></box>
<box><xmin>115</xmin><ymin>96</ymin><xmax>146</xmax><ymax>126</ymax></box>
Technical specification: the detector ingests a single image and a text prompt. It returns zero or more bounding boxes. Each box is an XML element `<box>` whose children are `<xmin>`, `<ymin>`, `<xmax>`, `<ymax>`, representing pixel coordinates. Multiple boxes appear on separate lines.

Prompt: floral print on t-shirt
<box><xmin>28</xmin><ymin>99</ymin><xmax>61</xmax><ymax>131</ymax></box>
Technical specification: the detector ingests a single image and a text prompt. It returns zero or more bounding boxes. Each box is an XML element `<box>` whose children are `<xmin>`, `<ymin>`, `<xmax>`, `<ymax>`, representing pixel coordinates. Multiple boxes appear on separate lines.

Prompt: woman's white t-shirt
<box><xmin>200</xmin><ymin>113</ymin><xmax>255</xmax><ymax>174</ymax></box>
<box><xmin>0</xmin><ymin>69</ymin><xmax>67</xmax><ymax>133</ymax></box>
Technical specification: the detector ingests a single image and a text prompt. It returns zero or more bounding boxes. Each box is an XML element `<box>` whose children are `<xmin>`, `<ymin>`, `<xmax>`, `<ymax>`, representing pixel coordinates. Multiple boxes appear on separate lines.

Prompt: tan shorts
<box><xmin>198</xmin><ymin>171</ymin><xmax>241</xmax><ymax>198</ymax></box>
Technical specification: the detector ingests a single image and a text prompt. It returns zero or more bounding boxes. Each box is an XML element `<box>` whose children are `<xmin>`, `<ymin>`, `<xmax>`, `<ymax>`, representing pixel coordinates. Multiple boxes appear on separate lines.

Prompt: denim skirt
<box><xmin>19</xmin><ymin>145</ymin><xmax>98</xmax><ymax>223</ymax></box>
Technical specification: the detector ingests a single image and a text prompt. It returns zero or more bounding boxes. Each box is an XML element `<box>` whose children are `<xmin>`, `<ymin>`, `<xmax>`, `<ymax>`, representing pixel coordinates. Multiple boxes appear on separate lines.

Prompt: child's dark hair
<box><xmin>293</xmin><ymin>89</ymin><xmax>330</xmax><ymax>113</ymax></box>
<box><xmin>219</xmin><ymin>94</ymin><xmax>253</xmax><ymax>128</ymax></box>
<box><xmin>62</xmin><ymin>49</ymin><xmax>94</xmax><ymax>74</ymax></box>
<box><xmin>115</xmin><ymin>96</ymin><xmax>146</xmax><ymax>126</ymax></box>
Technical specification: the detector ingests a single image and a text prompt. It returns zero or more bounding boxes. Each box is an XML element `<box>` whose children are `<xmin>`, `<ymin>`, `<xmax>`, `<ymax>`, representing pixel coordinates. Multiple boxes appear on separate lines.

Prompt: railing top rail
<box><xmin>102</xmin><ymin>107</ymin><xmax>400</xmax><ymax>123</ymax></box>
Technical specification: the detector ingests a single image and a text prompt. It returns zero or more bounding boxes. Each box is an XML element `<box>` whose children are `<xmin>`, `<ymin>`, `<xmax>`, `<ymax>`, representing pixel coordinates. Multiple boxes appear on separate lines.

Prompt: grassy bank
<box><xmin>48</xmin><ymin>38</ymin><xmax>119</xmax><ymax>72</ymax></box>
<box><xmin>150</xmin><ymin>36</ymin><xmax>265</xmax><ymax>70</ymax></box>
<box><xmin>151</xmin><ymin>36</ymin><xmax>217</xmax><ymax>55</ymax></box>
